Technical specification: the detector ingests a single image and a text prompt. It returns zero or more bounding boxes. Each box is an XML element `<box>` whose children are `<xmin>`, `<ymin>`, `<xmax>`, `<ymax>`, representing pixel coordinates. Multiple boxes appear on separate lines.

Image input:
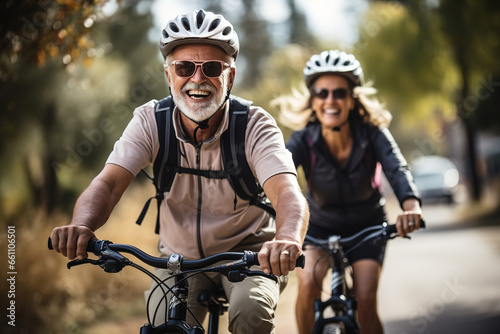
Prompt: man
<box><xmin>50</xmin><ymin>9</ymin><xmax>309</xmax><ymax>333</ymax></box>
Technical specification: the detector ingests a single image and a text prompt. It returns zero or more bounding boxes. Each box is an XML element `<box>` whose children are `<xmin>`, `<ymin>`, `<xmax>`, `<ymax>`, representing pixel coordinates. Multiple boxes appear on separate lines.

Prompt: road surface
<box><xmin>274</xmin><ymin>196</ymin><xmax>500</xmax><ymax>334</ymax></box>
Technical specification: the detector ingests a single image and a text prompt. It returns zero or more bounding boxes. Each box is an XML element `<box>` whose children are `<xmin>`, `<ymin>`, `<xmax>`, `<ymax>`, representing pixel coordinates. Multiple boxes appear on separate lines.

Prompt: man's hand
<box><xmin>258</xmin><ymin>239</ymin><xmax>303</xmax><ymax>276</ymax></box>
<box><xmin>50</xmin><ymin>225</ymin><xmax>95</xmax><ymax>260</ymax></box>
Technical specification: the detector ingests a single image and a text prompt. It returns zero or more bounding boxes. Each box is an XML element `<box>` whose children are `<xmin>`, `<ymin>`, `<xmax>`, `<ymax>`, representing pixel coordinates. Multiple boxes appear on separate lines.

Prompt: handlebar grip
<box><xmin>296</xmin><ymin>254</ymin><xmax>305</xmax><ymax>268</ymax></box>
<box><xmin>249</xmin><ymin>252</ymin><xmax>305</xmax><ymax>268</ymax></box>
<box><xmin>387</xmin><ymin>219</ymin><xmax>426</xmax><ymax>234</ymax></box>
<box><xmin>420</xmin><ymin>219</ymin><xmax>426</xmax><ymax>229</ymax></box>
<box><xmin>47</xmin><ymin>237</ymin><xmax>99</xmax><ymax>252</ymax></box>
<box><xmin>387</xmin><ymin>224</ymin><xmax>397</xmax><ymax>234</ymax></box>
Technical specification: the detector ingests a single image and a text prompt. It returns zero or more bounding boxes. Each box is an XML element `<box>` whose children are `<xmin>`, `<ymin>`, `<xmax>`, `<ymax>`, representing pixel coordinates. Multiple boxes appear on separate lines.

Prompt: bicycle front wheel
<box><xmin>322</xmin><ymin>322</ymin><xmax>345</xmax><ymax>334</ymax></box>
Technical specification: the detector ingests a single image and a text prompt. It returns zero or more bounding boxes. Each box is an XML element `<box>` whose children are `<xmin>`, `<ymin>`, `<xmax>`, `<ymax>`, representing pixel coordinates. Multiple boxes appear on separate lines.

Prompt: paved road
<box><xmin>378</xmin><ymin>198</ymin><xmax>500</xmax><ymax>334</ymax></box>
<box><xmin>273</xmin><ymin>196</ymin><xmax>500</xmax><ymax>334</ymax></box>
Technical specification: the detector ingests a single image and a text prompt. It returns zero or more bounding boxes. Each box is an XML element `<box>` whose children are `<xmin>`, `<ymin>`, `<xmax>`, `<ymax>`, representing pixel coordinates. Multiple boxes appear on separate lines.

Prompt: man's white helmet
<box><xmin>304</xmin><ymin>50</ymin><xmax>364</xmax><ymax>87</ymax></box>
<box><xmin>159</xmin><ymin>9</ymin><xmax>239</xmax><ymax>60</ymax></box>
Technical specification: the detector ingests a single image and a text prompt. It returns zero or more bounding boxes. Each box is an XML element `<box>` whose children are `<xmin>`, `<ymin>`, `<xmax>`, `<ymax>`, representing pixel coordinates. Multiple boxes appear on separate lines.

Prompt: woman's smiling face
<box><xmin>311</xmin><ymin>74</ymin><xmax>355</xmax><ymax>129</ymax></box>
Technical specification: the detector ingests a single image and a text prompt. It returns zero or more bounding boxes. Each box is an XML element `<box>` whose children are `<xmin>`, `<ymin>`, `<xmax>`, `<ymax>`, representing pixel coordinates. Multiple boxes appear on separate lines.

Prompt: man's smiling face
<box><xmin>165</xmin><ymin>44</ymin><xmax>235</xmax><ymax>123</ymax></box>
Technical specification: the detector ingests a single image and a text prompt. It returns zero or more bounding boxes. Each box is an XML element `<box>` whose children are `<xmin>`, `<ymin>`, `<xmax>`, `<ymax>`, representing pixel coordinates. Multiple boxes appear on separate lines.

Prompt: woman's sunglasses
<box><xmin>311</xmin><ymin>88</ymin><xmax>349</xmax><ymax>100</ymax></box>
<box><xmin>169</xmin><ymin>60</ymin><xmax>230</xmax><ymax>78</ymax></box>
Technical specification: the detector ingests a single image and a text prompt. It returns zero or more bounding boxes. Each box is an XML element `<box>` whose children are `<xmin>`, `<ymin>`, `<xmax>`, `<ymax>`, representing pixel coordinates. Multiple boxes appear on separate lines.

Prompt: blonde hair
<box><xmin>274</xmin><ymin>80</ymin><xmax>392</xmax><ymax>131</ymax></box>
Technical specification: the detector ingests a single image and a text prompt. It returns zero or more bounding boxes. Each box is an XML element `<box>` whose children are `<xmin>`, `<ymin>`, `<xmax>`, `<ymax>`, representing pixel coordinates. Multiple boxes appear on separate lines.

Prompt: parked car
<box><xmin>411</xmin><ymin>155</ymin><xmax>460</xmax><ymax>203</ymax></box>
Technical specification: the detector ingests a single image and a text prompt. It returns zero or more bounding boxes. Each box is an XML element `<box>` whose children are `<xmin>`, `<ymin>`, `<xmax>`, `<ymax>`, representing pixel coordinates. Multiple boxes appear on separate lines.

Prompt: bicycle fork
<box><xmin>313</xmin><ymin>261</ymin><xmax>360</xmax><ymax>333</ymax></box>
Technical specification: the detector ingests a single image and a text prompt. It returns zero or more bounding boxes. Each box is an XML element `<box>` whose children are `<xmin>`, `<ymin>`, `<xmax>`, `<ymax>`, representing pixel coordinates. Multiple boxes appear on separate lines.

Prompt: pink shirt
<box><xmin>106</xmin><ymin>99</ymin><xmax>296</xmax><ymax>259</ymax></box>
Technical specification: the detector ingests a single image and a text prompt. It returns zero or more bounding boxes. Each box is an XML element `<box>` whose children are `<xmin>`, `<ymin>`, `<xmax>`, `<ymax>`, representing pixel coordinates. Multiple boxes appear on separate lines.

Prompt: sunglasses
<box><xmin>169</xmin><ymin>60</ymin><xmax>231</xmax><ymax>78</ymax></box>
<box><xmin>312</xmin><ymin>88</ymin><xmax>349</xmax><ymax>100</ymax></box>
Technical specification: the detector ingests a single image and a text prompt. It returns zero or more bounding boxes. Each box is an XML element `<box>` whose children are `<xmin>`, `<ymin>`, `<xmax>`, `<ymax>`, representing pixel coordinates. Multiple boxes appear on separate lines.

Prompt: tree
<box><xmin>237</xmin><ymin>0</ymin><xmax>273</xmax><ymax>89</ymax></box>
<box><xmin>0</xmin><ymin>1</ymin><xmax>167</xmax><ymax>220</ymax></box>
<box><xmin>0</xmin><ymin>0</ymin><xmax>110</xmax><ymax>86</ymax></box>
<box><xmin>433</xmin><ymin>0</ymin><xmax>500</xmax><ymax>200</ymax></box>
<box><xmin>287</xmin><ymin>0</ymin><xmax>315</xmax><ymax>45</ymax></box>
<box><xmin>361</xmin><ymin>0</ymin><xmax>500</xmax><ymax>201</ymax></box>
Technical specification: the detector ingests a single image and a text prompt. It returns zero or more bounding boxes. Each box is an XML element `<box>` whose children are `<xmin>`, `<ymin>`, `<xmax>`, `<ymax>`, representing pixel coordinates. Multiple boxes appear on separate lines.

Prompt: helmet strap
<box><xmin>332</xmin><ymin>108</ymin><xmax>355</xmax><ymax>132</ymax></box>
<box><xmin>331</xmin><ymin>119</ymin><xmax>349</xmax><ymax>132</ymax></box>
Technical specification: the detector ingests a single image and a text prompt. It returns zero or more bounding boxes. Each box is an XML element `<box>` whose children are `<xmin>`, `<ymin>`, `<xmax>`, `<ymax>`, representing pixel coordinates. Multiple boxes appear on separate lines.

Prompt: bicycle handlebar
<box><xmin>304</xmin><ymin>219</ymin><xmax>426</xmax><ymax>249</ymax></box>
<box><xmin>48</xmin><ymin>237</ymin><xmax>305</xmax><ymax>274</ymax></box>
<box><xmin>48</xmin><ymin>237</ymin><xmax>306</xmax><ymax>333</ymax></box>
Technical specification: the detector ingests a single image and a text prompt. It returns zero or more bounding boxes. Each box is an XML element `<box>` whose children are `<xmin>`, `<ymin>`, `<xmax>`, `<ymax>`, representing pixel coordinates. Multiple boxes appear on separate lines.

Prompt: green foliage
<box><xmin>0</xmin><ymin>1</ymin><xmax>167</xmax><ymax>220</ymax></box>
<box><xmin>359</xmin><ymin>0</ymin><xmax>500</xmax><ymax>200</ymax></box>
<box><xmin>354</xmin><ymin>3</ymin><xmax>457</xmax><ymax>123</ymax></box>
<box><xmin>0</xmin><ymin>0</ymin><xmax>112</xmax><ymax>85</ymax></box>
<box><xmin>237</xmin><ymin>44</ymin><xmax>312</xmax><ymax>139</ymax></box>
<box><xmin>435</xmin><ymin>0</ymin><xmax>500</xmax><ymax>130</ymax></box>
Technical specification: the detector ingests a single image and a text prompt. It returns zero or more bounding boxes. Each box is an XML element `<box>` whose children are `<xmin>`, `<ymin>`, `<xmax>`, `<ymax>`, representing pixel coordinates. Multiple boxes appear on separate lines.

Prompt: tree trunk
<box><xmin>456</xmin><ymin>47</ymin><xmax>481</xmax><ymax>201</ymax></box>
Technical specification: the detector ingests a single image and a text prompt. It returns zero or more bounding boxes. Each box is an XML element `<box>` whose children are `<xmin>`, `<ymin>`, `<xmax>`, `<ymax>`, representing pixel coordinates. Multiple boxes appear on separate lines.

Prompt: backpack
<box><xmin>136</xmin><ymin>95</ymin><xmax>276</xmax><ymax>234</ymax></box>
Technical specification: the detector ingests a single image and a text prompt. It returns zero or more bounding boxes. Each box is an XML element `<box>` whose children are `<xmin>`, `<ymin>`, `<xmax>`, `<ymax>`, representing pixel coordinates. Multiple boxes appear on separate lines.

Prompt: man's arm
<box><xmin>258</xmin><ymin>173</ymin><xmax>309</xmax><ymax>276</ymax></box>
<box><xmin>50</xmin><ymin>164</ymin><xmax>134</xmax><ymax>260</ymax></box>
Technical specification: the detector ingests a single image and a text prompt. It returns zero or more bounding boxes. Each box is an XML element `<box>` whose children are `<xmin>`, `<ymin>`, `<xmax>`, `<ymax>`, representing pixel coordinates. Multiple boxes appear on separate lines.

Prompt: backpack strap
<box><xmin>136</xmin><ymin>97</ymin><xmax>176</xmax><ymax>234</ymax></box>
<box><xmin>154</xmin><ymin>96</ymin><xmax>177</xmax><ymax>194</ymax></box>
<box><xmin>221</xmin><ymin>97</ymin><xmax>276</xmax><ymax>218</ymax></box>
<box><xmin>221</xmin><ymin>97</ymin><xmax>257</xmax><ymax>200</ymax></box>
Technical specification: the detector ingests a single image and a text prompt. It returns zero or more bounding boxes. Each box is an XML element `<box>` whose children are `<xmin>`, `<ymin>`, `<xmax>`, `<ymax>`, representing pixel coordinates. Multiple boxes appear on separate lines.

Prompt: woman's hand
<box><xmin>396</xmin><ymin>198</ymin><xmax>423</xmax><ymax>237</ymax></box>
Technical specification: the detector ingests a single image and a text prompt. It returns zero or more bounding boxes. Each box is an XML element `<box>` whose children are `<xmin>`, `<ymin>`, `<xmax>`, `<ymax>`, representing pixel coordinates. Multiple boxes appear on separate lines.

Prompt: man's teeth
<box><xmin>324</xmin><ymin>109</ymin><xmax>340</xmax><ymax>115</ymax></box>
<box><xmin>188</xmin><ymin>90</ymin><xmax>210</xmax><ymax>98</ymax></box>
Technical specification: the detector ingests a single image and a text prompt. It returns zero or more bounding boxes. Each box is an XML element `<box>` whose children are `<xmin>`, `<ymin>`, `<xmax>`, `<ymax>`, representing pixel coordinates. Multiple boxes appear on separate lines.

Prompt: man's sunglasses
<box><xmin>169</xmin><ymin>60</ymin><xmax>231</xmax><ymax>78</ymax></box>
<box><xmin>311</xmin><ymin>88</ymin><xmax>349</xmax><ymax>100</ymax></box>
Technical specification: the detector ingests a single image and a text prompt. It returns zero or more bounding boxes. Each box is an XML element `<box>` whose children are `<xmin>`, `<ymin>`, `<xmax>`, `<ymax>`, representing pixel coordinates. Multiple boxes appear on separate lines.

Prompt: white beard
<box><xmin>172</xmin><ymin>74</ymin><xmax>229</xmax><ymax>123</ymax></box>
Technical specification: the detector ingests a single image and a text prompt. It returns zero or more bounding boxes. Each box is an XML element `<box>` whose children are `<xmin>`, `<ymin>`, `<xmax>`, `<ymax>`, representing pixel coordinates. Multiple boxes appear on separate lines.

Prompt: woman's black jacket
<box><xmin>286</xmin><ymin>120</ymin><xmax>420</xmax><ymax>232</ymax></box>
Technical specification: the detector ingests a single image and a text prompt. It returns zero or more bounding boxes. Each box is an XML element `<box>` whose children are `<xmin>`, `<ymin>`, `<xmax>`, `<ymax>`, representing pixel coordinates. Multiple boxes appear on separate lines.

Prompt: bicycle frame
<box><xmin>310</xmin><ymin>235</ymin><xmax>360</xmax><ymax>334</ymax></box>
<box><xmin>140</xmin><ymin>271</ymin><xmax>204</xmax><ymax>334</ymax></box>
<box><xmin>306</xmin><ymin>221</ymin><xmax>425</xmax><ymax>334</ymax></box>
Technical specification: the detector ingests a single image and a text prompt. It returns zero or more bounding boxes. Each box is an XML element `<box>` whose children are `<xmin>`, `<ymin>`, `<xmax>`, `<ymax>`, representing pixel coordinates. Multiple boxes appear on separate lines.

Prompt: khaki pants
<box><xmin>145</xmin><ymin>230</ymin><xmax>286</xmax><ymax>333</ymax></box>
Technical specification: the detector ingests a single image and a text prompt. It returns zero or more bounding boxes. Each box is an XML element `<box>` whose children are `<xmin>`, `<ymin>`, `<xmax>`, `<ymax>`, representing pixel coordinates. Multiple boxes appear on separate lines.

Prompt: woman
<box><xmin>275</xmin><ymin>50</ymin><xmax>423</xmax><ymax>334</ymax></box>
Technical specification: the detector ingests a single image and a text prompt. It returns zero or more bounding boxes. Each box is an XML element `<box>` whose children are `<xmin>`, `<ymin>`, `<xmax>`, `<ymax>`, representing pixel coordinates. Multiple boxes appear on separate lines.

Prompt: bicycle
<box><xmin>303</xmin><ymin>220</ymin><xmax>426</xmax><ymax>334</ymax></box>
<box><xmin>48</xmin><ymin>237</ymin><xmax>305</xmax><ymax>333</ymax></box>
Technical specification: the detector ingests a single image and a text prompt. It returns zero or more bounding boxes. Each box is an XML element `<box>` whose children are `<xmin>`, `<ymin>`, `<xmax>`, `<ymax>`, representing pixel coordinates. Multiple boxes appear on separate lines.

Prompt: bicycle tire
<box><xmin>321</xmin><ymin>322</ymin><xmax>345</xmax><ymax>334</ymax></box>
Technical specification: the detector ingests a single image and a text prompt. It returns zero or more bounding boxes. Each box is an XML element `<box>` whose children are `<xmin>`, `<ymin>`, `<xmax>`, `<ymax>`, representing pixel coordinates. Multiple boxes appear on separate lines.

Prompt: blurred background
<box><xmin>1</xmin><ymin>0</ymin><xmax>500</xmax><ymax>333</ymax></box>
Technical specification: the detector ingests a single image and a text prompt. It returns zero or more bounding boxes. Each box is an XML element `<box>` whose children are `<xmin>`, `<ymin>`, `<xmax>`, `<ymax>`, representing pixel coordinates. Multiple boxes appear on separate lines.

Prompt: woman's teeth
<box><xmin>324</xmin><ymin>109</ymin><xmax>340</xmax><ymax>115</ymax></box>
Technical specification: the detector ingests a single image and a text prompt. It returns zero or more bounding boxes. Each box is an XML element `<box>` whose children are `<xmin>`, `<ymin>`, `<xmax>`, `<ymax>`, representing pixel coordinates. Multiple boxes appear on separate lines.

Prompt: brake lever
<box><xmin>66</xmin><ymin>250</ymin><xmax>131</xmax><ymax>273</ymax></box>
<box><xmin>245</xmin><ymin>269</ymin><xmax>278</xmax><ymax>283</ymax></box>
<box><xmin>224</xmin><ymin>268</ymin><xmax>278</xmax><ymax>283</ymax></box>
<box><xmin>384</xmin><ymin>233</ymin><xmax>411</xmax><ymax>241</ymax></box>
<box><xmin>67</xmin><ymin>258</ymin><xmax>102</xmax><ymax>269</ymax></box>
<box><xmin>212</xmin><ymin>260</ymin><xmax>248</xmax><ymax>274</ymax></box>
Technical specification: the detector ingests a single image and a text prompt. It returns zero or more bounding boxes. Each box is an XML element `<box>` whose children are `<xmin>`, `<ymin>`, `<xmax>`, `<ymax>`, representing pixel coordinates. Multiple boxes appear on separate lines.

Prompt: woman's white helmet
<box><xmin>304</xmin><ymin>50</ymin><xmax>364</xmax><ymax>88</ymax></box>
<box><xmin>159</xmin><ymin>9</ymin><xmax>239</xmax><ymax>60</ymax></box>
